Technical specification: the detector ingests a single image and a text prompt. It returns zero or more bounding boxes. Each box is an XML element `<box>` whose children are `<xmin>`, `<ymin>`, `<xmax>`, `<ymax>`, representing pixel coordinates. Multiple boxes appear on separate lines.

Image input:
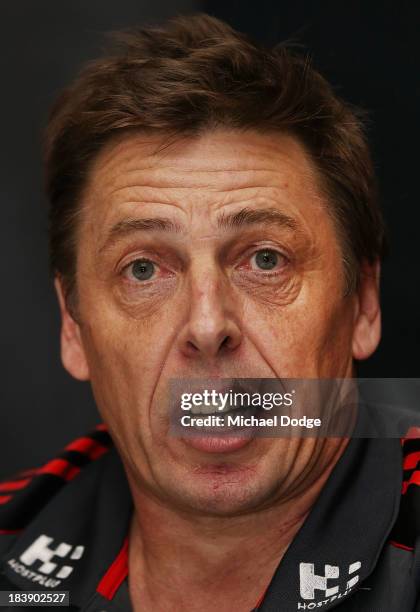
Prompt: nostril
<box><xmin>220</xmin><ymin>336</ymin><xmax>230</xmax><ymax>349</ymax></box>
<box><xmin>186</xmin><ymin>340</ymin><xmax>199</xmax><ymax>353</ymax></box>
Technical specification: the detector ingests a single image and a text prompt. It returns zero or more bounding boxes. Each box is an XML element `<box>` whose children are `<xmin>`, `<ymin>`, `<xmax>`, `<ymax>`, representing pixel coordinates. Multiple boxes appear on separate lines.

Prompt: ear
<box><xmin>352</xmin><ymin>260</ymin><xmax>382</xmax><ymax>361</ymax></box>
<box><xmin>54</xmin><ymin>276</ymin><xmax>90</xmax><ymax>381</ymax></box>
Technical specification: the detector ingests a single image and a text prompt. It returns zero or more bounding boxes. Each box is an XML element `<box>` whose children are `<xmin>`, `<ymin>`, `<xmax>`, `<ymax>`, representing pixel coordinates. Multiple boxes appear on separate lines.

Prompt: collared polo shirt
<box><xmin>0</xmin><ymin>410</ymin><xmax>420</xmax><ymax>611</ymax></box>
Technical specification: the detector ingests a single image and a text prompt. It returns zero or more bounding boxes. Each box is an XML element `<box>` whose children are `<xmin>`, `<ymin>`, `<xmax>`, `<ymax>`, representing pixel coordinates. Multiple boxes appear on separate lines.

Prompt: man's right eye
<box><xmin>127</xmin><ymin>259</ymin><xmax>156</xmax><ymax>281</ymax></box>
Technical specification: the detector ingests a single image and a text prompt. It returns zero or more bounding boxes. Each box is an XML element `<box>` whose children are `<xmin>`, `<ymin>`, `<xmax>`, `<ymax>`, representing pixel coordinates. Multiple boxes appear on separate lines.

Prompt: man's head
<box><xmin>46</xmin><ymin>14</ymin><xmax>385</xmax><ymax>515</ymax></box>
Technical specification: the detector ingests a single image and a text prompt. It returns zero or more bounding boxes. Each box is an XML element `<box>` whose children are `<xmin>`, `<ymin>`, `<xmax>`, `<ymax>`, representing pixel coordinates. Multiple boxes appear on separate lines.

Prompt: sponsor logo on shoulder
<box><xmin>7</xmin><ymin>534</ymin><xmax>85</xmax><ymax>588</ymax></box>
<box><xmin>298</xmin><ymin>561</ymin><xmax>361</xmax><ymax>609</ymax></box>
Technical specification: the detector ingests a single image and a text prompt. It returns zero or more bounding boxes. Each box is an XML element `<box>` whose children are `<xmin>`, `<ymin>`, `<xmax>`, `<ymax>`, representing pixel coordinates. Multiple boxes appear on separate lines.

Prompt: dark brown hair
<box><xmin>44</xmin><ymin>13</ymin><xmax>386</xmax><ymax>304</ymax></box>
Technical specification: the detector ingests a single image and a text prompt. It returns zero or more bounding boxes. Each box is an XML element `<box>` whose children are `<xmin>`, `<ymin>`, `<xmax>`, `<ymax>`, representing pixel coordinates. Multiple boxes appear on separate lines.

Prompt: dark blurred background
<box><xmin>1</xmin><ymin>0</ymin><xmax>419</xmax><ymax>477</ymax></box>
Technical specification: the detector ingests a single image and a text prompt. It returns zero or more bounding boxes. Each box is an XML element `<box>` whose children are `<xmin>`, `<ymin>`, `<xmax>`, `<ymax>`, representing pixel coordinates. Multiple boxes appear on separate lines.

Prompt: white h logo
<box><xmin>20</xmin><ymin>535</ymin><xmax>84</xmax><ymax>579</ymax></box>
<box><xmin>299</xmin><ymin>561</ymin><xmax>361</xmax><ymax>600</ymax></box>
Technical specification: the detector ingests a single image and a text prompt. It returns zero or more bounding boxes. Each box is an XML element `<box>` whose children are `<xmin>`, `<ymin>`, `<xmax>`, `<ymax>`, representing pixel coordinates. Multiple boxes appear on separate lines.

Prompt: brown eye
<box><xmin>130</xmin><ymin>259</ymin><xmax>156</xmax><ymax>281</ymax></box>
<box><xmin>252</xmin><ymin>249</ymin><xmax>281</xmax><ymax>271</ymax></box>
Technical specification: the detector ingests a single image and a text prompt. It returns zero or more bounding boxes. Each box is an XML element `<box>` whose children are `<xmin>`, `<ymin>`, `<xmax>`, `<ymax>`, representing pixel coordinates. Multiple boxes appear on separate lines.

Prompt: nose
<box><xmin>178</xmin><ymin>264</ymin><xmax>242</xmax><ymax>361</ymax></box>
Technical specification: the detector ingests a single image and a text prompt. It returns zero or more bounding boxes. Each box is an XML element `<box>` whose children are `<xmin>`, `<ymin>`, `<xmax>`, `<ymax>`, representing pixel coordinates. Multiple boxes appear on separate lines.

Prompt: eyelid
<box><xmin>241</xmin><ymin>239</ymin><xmax>290</xmax><ymax>257</ymax></box>
<box><xmin>242</xmin><ymin>246</ymin><xmax>290</xmax><ymax>267</ymax></box>
<box><xmin>119</xmin><ymin>253</ymin><xmax>159</xmax><ymax>273</ymax></box>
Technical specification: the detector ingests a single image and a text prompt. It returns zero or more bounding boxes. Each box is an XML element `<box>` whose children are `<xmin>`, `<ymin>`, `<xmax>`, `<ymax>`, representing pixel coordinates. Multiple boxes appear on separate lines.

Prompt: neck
<box><xmin>126</xmin><ymin>438</ymin><xmax>348</xmax><ymax>612</ymax></box>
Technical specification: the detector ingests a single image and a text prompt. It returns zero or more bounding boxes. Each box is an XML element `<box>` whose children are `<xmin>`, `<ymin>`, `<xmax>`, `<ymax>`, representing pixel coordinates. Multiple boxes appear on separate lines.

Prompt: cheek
<box><xmin>77</xmin><ymin>288</ymin><xmax>182</xmax><ymax>417</ymax></box>
<box><xmin>242</xmin><ymin>280</ymin><xmax>355</xmax><ymax>377</ymax></box>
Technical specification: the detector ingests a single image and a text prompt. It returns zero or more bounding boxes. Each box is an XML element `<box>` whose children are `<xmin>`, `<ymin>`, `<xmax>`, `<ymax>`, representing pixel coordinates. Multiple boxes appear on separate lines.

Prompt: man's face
<box><xmin>57</xmin><ymin>130</ymin><xmax>378</xmax><ymax>515</ymax></box>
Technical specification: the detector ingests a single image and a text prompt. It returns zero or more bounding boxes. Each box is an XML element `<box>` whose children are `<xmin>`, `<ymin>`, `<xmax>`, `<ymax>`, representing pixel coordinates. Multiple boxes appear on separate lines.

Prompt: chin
<box><xmin>163</xmin><ymin>466</ymin><xmax>277</xmax><ymax>516</ymax></box>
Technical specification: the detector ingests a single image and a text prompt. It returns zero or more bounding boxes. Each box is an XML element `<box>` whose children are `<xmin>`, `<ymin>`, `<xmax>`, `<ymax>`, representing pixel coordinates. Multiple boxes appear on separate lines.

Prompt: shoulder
<box><xmin>390</xmin><ymin>428</ymin><xmax>420</xmax><ymax>551</ymax></box>
<box><xmin>0</xmin><ymin>424</ymin><xmax>113</xmax><ymax>554</ymax></box>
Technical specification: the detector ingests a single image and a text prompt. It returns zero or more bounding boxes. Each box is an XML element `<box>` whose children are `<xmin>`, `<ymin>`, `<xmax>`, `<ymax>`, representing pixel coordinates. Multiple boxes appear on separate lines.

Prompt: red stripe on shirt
<box><xmin>96</xmin><ymin>537</ymin><xmax>129</xmax><ymax>600</ymax></box>
<box><xmin>402</xmin><ymin>470</ymin><xmax>420</xmax><ymax>494</ymax></box>
<box><xmin>65</xmin><ymin>437</ymin><xmax>108</xmax><ymax>461</ymax></box>
<box><xmin>389</xmin><ymin>540</ymin><xmax>414</xmax><ymax>552</ymax></box>
<box><xmin>0</xmin><ymin>478</ymin><xmax>31</xmax><ymax>492</ymax></box>
<box><xmin>0</xmin><ymin>495</ymin><xmax>13</xmax><ymax>505</ymax></box>
<box><xmin>37</xmin><ymin>459</ymin><xmax>81</xmax><ymax>481</ymax></box>
<box><xmin>403</xmin><ymin>451</ymin><xmax>420</xmax><ymax>470</ymax></box>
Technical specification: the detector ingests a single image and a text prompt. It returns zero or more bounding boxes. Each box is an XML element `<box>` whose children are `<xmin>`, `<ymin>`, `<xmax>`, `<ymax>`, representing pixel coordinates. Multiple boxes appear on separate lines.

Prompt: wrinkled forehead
<box><xmin>78</xmin><ymin>129</ymin><xmax>333</xmax><ymax>245</ymax></box>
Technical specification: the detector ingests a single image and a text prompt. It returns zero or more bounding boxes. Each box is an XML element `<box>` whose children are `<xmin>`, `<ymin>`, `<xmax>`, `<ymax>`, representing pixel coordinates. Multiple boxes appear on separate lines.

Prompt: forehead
<box><xmin>80</xmin><ymin>129</ymin><xmax>330</xmax><ymax>237</ymax></box>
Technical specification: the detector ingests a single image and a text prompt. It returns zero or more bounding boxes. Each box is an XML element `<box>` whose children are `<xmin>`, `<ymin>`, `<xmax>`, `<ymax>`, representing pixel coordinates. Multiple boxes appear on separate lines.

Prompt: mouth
<box><xmin>171</xmin><ymin>379</ymin><xmax>265</xmax><ymax>453</ymax></box>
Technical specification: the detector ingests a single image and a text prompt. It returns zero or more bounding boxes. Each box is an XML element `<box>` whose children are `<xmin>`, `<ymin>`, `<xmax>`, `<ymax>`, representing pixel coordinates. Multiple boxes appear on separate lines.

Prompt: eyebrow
<box><xmin>99</xmin><ymin>217</ymin><xmax>182</xmax><ymax>253</ymax></box>
<box><xmin>99</xmin><ymin>207</ymin><xmax>299</xmax><ymax>253</ymax></box>
<box><xmin>216</xmin><ymin>207</ymin><xmax>298</xmax><ymax>231</ymax></box>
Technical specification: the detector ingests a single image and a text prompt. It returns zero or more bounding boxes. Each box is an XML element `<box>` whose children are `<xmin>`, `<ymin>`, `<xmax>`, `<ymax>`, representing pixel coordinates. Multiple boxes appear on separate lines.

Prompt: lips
<box><xmin>183</xmin><ymin>434</ymin><xmax>253</xmax><ymax>454</ymax></box>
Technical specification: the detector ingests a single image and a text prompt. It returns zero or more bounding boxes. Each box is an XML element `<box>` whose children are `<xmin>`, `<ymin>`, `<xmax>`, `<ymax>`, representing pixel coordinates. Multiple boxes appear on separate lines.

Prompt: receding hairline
<box><xmin>77</xmin><ymin>126</ymin><xmax>330</xmax><ymax>212</ymax></box>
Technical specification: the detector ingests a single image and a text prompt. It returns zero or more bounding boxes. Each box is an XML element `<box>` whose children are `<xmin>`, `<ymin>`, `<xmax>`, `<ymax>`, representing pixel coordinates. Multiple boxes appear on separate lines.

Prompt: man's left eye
<box><xmin>250</xmin><ymin>249</ymin><xmax>286</xmax><ymax>271</ymax></box>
